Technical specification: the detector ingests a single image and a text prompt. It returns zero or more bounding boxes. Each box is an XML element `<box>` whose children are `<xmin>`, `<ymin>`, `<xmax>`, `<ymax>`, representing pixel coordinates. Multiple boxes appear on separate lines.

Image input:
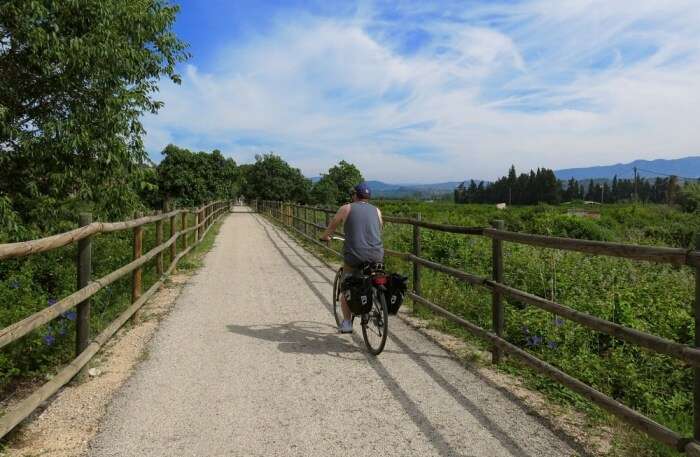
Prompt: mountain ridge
<box><xmin>309</xmin><ymin>156</ymin><xmax>700</xmax><ymax>198</ymax></box>
<box><xmin>554</xmin><ymin>156</ymin><xmax>700</xmax><ymax>180</ymax></box>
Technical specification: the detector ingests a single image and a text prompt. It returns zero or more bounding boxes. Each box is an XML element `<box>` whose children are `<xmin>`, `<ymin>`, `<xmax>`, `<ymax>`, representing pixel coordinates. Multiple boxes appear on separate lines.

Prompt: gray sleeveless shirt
<box><xmin>343</xmin><ymin>202</ymin><xmax>384</xmax><ymax>266</ymax></box>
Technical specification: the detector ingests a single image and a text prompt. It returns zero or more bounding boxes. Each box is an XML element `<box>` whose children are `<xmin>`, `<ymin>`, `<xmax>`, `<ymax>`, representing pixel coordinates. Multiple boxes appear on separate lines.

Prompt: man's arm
<box><xmin>320</xmin><ymin>204</ymin><xmax>350</xmax><ymax>241</ymax></box>
<box><xmin>377</xmin><ymin>207</ymin><xmax>383</xmax><ymax>229</ymax></box>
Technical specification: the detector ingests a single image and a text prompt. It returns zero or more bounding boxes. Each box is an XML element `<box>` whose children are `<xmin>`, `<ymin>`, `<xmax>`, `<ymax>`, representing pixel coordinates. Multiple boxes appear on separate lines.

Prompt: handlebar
<box><xmin>320</xmin><ymin>235</ymin><xmax>345</xmax><ymax>242</ymax></box>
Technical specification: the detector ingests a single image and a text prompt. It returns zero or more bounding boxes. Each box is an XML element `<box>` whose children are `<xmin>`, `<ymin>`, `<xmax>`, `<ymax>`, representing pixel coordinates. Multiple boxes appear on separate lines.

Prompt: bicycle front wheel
<box><xmin>362</xmin><ymin>288</ymin><xmax>388</xmax><ymax>355</ymax></box>
<box><xmin>333</xmin><ymin>268</ymin><xmax>343</xmax><ymax>327</ymax></box>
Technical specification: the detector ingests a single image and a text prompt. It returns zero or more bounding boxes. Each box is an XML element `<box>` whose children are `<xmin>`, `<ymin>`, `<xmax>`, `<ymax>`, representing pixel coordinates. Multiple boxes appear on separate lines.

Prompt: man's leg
<box><xmin>340</xmin><ymin>293</ymin><xmax>352</xmax><ymax>321</ymax></box>
<box><xmin>338</xmin><ymin>263</ymin><xmax>355</xmax><ymax>332</ymax></box>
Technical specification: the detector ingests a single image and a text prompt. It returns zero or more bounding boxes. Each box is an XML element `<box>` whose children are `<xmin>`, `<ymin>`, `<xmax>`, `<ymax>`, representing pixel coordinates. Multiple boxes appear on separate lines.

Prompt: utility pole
<box><xmin>634</xmin><ymin>166</ymin><xmax>638</xmax><ymax>202</ymax></box>
<box><xmin>508</xmin><ymin>187</ymin><xmax>512</xmax><ymax>206</ymax></box>
<box><xmin>601</xmin><ymin>185</ymin><xmax>604</xmax><ymax>204</ymax></box>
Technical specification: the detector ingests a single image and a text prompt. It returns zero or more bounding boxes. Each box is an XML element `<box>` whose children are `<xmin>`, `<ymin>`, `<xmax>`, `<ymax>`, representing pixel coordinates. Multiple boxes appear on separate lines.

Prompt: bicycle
<box><xmin>327</xmin><ymin>236</ymin><xmax>389</xmax><ymax>355</ymax></box>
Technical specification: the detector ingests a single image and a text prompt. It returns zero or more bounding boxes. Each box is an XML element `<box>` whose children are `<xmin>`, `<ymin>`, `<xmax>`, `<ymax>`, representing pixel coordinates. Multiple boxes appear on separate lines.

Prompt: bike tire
<box><xmin>333</xmin><ymin>268</ymin><xmax>343</xmax><ymax>327</ymax></box>
<box><xmin>362</xmin><ymin>288</ymin><xmax>388</xmax><ymax>355</ymax></box>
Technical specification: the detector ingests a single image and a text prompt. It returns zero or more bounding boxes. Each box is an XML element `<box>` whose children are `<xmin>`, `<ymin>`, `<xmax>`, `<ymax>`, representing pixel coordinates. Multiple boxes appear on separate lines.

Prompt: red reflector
<box><xmin>373</xmin><ymin>276</ymin><xmax>388</xmax><ymax>285</ymax></box>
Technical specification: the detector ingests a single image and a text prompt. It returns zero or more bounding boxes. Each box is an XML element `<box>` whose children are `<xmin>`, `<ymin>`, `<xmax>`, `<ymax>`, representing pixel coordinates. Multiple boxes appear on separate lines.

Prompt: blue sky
<box><xmin>143</xmin><ymin>0</ymin><xmax>700</xmax><ymax>182</ymax></box>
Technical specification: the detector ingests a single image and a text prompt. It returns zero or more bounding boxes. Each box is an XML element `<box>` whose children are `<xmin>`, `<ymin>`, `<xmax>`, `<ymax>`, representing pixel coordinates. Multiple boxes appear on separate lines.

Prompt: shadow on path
<box><xmin>261</xmin><ymin>214</ymin><xmax>593</xmax><ymax>457</ymax></box>
<box><xmin>256</xmin><ymin>213</ymin><xmax>593</xmax><ymax>457</ymax></box>
<box><xmin>226</xmin><ymin>320</ymin><xmax>361</xmax><ymax>357</ymax></box>
<box><xmin>226</xmin><ymin>320</ymin><xmax>459</xmax><ymax>361</ymax></box>
<box><xmin>250</xmin><ymin>214</ymin><xmax>544</xmax><ymax>457</ymax></box>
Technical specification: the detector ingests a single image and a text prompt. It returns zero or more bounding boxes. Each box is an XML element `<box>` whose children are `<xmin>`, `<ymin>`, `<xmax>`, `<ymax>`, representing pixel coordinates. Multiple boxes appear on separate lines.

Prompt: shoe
<box><xmin>339</xmin><ymin>319</ymin><xmax>353</xmax><ymax>334</ymax></box>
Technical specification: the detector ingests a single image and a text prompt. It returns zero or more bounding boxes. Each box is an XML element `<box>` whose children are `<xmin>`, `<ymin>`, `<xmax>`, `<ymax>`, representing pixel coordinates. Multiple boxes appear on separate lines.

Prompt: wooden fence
<box><xmin>255</xmin><ymin>199</ymin><xmax>700</xmax><ymax>456</ymax></box>
<box><xmin>0</xmin><ymin>200</ymin><xmax>230</xmax><ymax>438</ymax></box>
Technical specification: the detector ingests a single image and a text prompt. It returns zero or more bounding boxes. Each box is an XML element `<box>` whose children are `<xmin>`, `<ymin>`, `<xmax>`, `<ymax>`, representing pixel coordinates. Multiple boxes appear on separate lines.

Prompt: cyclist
<box><xmin>320</xmin><ymin>182</ymin><xmax>384</xmax><ymax>333</ymax></box>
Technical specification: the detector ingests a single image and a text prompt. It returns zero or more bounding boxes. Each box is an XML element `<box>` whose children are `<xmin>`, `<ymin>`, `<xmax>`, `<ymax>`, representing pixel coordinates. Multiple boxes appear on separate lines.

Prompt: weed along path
<box><xmin>88</xmin><ymin>207</ymin><xmax>578</xmax><ymax>457</ymax></box>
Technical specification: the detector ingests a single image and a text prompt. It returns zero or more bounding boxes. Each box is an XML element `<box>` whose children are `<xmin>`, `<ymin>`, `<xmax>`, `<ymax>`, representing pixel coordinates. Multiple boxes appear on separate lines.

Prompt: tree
<box><xmin>310</xmin><ymin>178</ymin><xmax>339</xmax><ymax>206</ymax></box>
<box><xmin>666</xmin><ymin>175</ymin><xmax>680</xmax><ymax>205</ymax></box>
<box><xmin>311</xmin><ymin>160</ymin><xmax>363</xmax><ymax>206</ymax></box>
<box><xmin>679</xmin><ymin>182</ymin><xmax>700</xmax><ymax>212</ymax></box>
<box><xmin>157</xmin><ymin>145</ymin><xmax>239</xmax><ymax>207</ymax></box>
<box><xmin>241</xmin><ymin>153</ymin><xmax>310</xmax><ymax>202</ymax></box>
<box><xmin>0</xmin><ymin>0</ymin><xmax>189</xmax><ymax>224</ymax></box>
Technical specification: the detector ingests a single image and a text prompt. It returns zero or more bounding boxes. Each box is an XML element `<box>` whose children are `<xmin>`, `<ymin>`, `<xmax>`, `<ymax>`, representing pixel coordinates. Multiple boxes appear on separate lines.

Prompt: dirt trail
<box><xmin>87</xmin><ymin>207</ymin><xmax>580</xmax><ymax>457</ymax></box>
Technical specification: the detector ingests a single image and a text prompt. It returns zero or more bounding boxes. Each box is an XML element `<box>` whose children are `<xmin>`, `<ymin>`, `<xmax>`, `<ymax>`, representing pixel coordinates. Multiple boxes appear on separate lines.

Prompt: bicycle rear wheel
<box><xmin>333</xmin><ymin>268</ymin><xmax>343</xmax><ymax>327</ymax></box>
<box><xmin>362</xmin><ymin>288</ymin><xmax>388</xmax><ymax>355</ymax></box>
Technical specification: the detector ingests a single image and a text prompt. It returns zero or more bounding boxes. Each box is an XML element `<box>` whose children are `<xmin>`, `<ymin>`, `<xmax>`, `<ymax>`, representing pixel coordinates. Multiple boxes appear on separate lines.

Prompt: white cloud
<box><xmin>143</xmin><ymin>1</ymin><xmax>700</xmax><ymax>182</ymax></box>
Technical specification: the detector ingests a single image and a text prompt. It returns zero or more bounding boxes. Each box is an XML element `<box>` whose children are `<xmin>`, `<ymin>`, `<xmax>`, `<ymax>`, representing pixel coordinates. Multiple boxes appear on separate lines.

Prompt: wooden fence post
<box><xmin>325</xmin><ymin>211</ymin><xmax>331</xmax><ymax>248</ymax></box>
<box><xmin>413</xmin><ymin>213</ymin><xmax>422</xmax><ymax>303</ymax></box>
<box><xmin>76</xmin><ymin>213</ymin><xmax>92</xmax><ymax>355</ymax></box>
<box><xmin>132</xmin><ymin>223</ymin><xmax>143</xmax><ymax>304</ymax></box>
<box><xmin>197</xmin><ymin>209</ymin><xmax>202</xmax><ymax>241</ymax></box>
<box><xmin>181</xmin><ymin>211</ymin><xmax>188</xmax><ymax>250</ymax></box>
<box><xmin>491</xmin><ymin>219</ymin><xmax>505</xmax><ymax>364</ymax></box>
<box><xmin>695</xmin><ymin>233</ymin><xmax>700</xmax><ymax>440</ymax></box>
<box><xmin>155</xmin><ymin>211</ymin><xmax>163</xmax><ymax>277</ymax></box>
<box><xmin>169</xmin><ymin>210</ymin><xmax>176</xmax><ymax>265</ymax></box>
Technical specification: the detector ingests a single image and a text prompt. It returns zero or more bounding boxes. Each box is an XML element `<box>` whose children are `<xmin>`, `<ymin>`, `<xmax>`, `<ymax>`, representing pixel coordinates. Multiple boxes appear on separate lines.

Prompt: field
<box><xmin>370</xmin><ymin>201</ymin><xmax>697</xmax><ymax>456</ymax></box>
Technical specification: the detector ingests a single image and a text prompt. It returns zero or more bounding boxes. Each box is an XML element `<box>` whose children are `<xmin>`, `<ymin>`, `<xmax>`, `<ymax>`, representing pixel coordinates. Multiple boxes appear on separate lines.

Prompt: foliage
<box><xmin>309</xmin><ymin>178</ymin><xmax>338</xmax><ymax>206</ymax></box>
<box><xmin>240</xmin><ymin>153</ymin><xmax>311</xmax><ymax>203</ymax></box>
<box><xmin>0</xmin><ymin>0</ymin><xmax>189</xmax><ymax>227</ymax></box>
<box><xmin>678</xmin><ymin>183</ymin><xmax>700</xmax><ymax>213</ymax></box>
<box><xmin>157</xmin><ymin>144</ymin><xmax>239</xmax><ymax>208</ymax></box>
<box><xmin>310</xmin><ymin>160</ymin><xmax>363</xmax><ymax>206</ymax></box>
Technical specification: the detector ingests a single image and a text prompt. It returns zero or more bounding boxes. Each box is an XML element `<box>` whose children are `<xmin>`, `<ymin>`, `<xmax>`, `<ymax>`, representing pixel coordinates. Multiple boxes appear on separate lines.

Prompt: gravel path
<box><xmin>88</xmin><ymin>208</ymin><xmax>579</xmax><ymax>457</ymax></box>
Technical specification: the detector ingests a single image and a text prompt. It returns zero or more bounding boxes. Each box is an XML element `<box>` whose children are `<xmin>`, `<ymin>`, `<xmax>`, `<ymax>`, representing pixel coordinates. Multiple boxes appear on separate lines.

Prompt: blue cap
<box><xmin>353</xmin><ymin>183</ymin><xmax>371</xmax><ymax>199</ymax></box>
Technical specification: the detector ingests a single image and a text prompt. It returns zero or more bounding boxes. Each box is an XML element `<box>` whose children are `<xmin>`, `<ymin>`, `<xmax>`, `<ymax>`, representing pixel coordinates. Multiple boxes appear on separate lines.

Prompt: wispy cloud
<box><xmin>144</xmin><ymin>0</ymin><xmax>700</xmax><ymax>181</ymax></box>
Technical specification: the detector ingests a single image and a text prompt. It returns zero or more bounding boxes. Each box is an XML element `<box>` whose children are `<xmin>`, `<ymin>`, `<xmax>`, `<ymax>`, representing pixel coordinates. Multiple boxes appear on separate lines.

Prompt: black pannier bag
<box><xmin>385</xmin><ymin>273</ymin><xmax>408</xmax><ymax>315</ymax></box>
<box><xmin>342</xmin><ymin>274</ymin><xmax>373</xmax><ymax>314</ymax></box>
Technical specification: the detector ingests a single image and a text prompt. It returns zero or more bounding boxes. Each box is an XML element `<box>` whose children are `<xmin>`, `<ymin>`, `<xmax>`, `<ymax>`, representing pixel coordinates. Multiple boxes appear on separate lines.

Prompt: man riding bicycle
<box><xmin>320</xmin><ymin>182</ymin><xmax>384</xmax><ymax>334</ymax></box>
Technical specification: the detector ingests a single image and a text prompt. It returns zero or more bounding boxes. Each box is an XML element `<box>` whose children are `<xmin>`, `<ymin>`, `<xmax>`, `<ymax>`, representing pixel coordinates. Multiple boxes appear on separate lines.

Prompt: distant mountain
<box><xmin>307</xmin><ymin>178</ymin><xmax>468</xmax><ymax>198</ymax></box>
<box><xmin>364</xmin><ymin>180</ymin><xmax>465</xmax><ymax>198</ymax></box>
<box><xmin>555</xmin><ymin>156</ymin><xmax>700</xmax><ymax>181</ymax></box>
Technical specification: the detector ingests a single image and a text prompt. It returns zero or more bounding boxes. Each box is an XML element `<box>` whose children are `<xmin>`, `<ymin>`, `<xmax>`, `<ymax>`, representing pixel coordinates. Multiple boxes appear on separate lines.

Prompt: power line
<box><xmin>634</xmin><ymin>166</ymin><xmax>700</xmax><ymax>181</ymax></box>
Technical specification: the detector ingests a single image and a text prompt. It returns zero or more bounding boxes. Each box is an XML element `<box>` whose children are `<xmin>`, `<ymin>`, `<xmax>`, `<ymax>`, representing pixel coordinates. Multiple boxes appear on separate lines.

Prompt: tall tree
<box><xmin>311</xmin><ymin>160</ymin><xmax>363</xmax><ymax>206</ymax></box>
<box><xmin>157</xmin><ymin>145</ymin><xmax>239</xmax><ymax>207</ymax></box>
<box><xmin>0</xmin><ymin>0</ymin><xmax>189</xmax><ymax>224</ymax></box>
<box><xmin>241</xmin><ymin>153</ymin><xmax>310</xmax><ymax>203</ymax></box>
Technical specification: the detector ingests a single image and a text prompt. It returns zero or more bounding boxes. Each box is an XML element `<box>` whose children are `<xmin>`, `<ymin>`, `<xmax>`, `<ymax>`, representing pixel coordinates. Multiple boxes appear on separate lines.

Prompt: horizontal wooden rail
<box><xmin>384</xmin><ymin>216</ymin><xmax>485</xmax><ymax>235</ymax></box>
<box><xmin>387</xmin><ymin>249</ymin><xmax>700</xmax><ymax>368</ymax></box>
<box><xmin>489</xmin><ymin>282</ymin><xmax>700</xmax><ymax>368</ymax></box>
<box><xmin>271</xmin><ymin>209</ymin><xmax>342</xmax><ymax>258</ymax></box>
<box><xmin>483</xmin><ymin>228</ymin><xmax>694</xmax><ymax>266</ymax></box>
<box><xmin>408</xmin><ymin>253</ymin><xmax>488</xmax><ymax>286</ymax></box>
<box><xmin>293</xmin><ymin>204</ymin><xmax>335</xmax><ymax>215</ymax></box>
<box><xmin>0</xmin><ymin>200</ymin><xmax>229</xmax><ymax>439</ymax></box>
<box><xmin>279</xmin><ymin>202</ymin><xmax>700</xmax><ymax>266</ymax></box>
<box><xmin>0</xmin><ymin>201</ymin><xmax>225</xmax><ymax>261</ymax></box>
<box><xmin>408</xmin><ymin>292</ymin><xmax>697</xmax><ymax>453</ymax></box>
<box><xmin>0</xmin><ymin>203</ymin><xmax>228</xmax><ymax>350</ymax></box>
<box><xmin>0</xmin><ymin>231</ymin><xmax>178</xmax><ymax>349</ymax></box>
